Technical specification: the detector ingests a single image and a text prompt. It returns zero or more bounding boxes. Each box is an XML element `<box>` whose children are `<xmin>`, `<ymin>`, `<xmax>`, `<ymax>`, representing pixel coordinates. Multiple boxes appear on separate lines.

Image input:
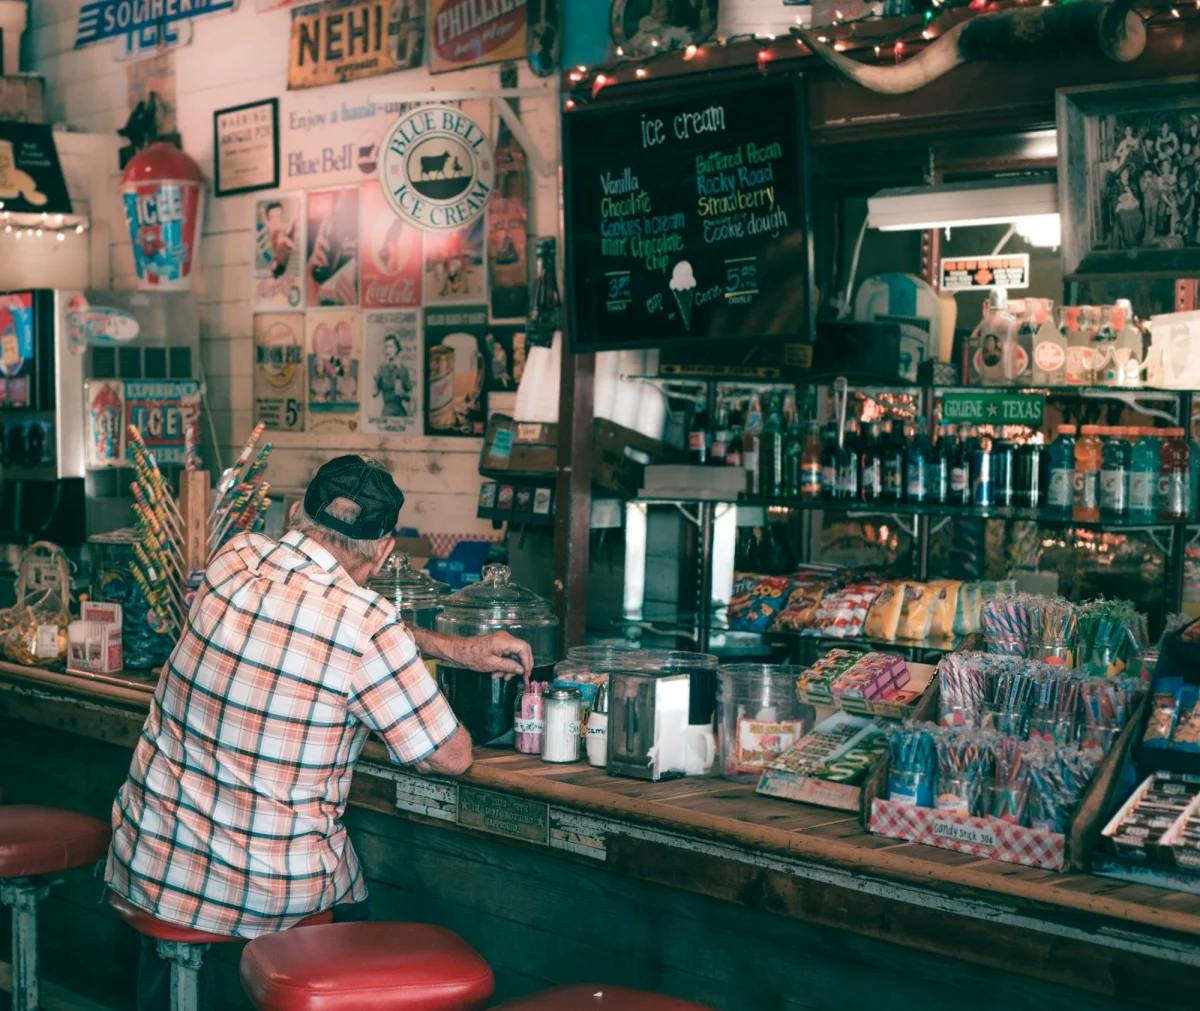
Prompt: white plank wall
<box><xmin>24</xmin><ymin>2</ymin><xmax>562</xmax><ymax>539</ymax></box>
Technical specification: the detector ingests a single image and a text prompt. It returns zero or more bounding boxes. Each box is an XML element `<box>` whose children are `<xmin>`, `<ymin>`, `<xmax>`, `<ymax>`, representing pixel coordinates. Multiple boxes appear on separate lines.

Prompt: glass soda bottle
<box><xmin>782</xmin><ymin>405</ymin><xmax>804</xmax><ymax>499</ymax></box>
<box><xmin>947</xmin><ymin>424</ymin><xmax>971</xmax><ymax>506</ymax></box>
<box><xmin>835</xmin><ymin>419</ymin><xmax>861</xmax><ymax>500</ymax></box>
<box><xmin>928</xmin><ymin>424</ymin><xmax>950</xmax><ymax>504</ymax></box>
<box><xmin>860</xmin><ymin>420</ymin><xmax>883</xmax><ymax>502</ymax></box>
<box><xmin>800</xmin><ymin>423</ymin><xmax>822</xmax><ymax>498</ymax></box>
<box><xmin>905</xmin><ymin>419</ymin><xmax>932</xmax><ymax>503</ymax></box>
<box><xmin>1047</xmin><ymin>424</ymin><xmax>1077</xmax><ymax>514</ymax></box>
<box><xmin>881</xmin><ymin>419</ymin><xmax>905</xmax><ymax>502</ymax></box>
<box><xmin>1073</xmin><ymin>424</ymin><xmax>1102</xmax><ymax>522</ymax></box>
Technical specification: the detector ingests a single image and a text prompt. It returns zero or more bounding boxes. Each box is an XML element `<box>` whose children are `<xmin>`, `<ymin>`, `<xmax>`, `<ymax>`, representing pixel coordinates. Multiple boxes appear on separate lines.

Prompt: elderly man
<box><xmin>106</xmin><ymin>455</ymin><xmax>531</xmax><ymax>1009</ymax></box>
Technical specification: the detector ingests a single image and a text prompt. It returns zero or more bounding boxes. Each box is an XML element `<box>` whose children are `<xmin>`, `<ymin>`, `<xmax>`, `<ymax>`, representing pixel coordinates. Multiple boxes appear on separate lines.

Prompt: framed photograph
<box><xmin>213</xmin><ymin>98</ymin><xmax>279</xmax><ymax>197</ymax></box>
<box><xmin>1058</xmin><ymin>76</ymin><xmax>1200</xmax><ymax>278</ymax></box>
<box><xmin>610</xmin><ymin>0</ymin><xmax>717</xmax><ymax>60</ymax></box>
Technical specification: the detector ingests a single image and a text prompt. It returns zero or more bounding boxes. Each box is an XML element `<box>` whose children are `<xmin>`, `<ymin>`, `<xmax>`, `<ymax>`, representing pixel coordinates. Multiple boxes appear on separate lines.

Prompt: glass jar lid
<box><xmin>629</xmin><ymin>649</ymin><xmax>718</xmax><ymax>673</ymax></box>
<box><xmin>367</xmin><ymin>552</ymin><xmax>450</xmax><ymax>611</ymax></box>
<box><xmin>440</xmin><ymin>563</ymin><xmax>557</xmax><ymax>625</ymax></box>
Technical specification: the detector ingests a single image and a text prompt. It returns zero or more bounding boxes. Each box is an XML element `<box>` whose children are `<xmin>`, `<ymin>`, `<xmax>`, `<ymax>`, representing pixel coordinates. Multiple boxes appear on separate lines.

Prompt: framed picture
<box><xmin>1058</xmin><ymin>75</ymin><xmax>1200</xmax><ymax>278</ymax></box>
<box><xmin>610</xmin><ymin>0</ymin><xmax>717</xmax><ymax>60</ymax></box>
<box><xmin>213</xmin><ymin>98</ymin><xmax>279</xmax><ymax>197</ymax></box>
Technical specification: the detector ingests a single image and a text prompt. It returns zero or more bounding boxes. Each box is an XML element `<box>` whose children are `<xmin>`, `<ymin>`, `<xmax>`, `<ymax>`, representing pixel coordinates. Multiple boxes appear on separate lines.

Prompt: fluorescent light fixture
<box><xmin>867</xmin><ymin>178</ymin><xmax>1059</xmax><ymax>232</ymax></box>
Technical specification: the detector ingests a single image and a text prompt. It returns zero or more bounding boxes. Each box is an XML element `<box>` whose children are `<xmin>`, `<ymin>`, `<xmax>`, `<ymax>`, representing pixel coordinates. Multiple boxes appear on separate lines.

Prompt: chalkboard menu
<box><xmin>563</xmin><ymin>75</ymin><xmax>813</xmax><ymax>353</ymax></box>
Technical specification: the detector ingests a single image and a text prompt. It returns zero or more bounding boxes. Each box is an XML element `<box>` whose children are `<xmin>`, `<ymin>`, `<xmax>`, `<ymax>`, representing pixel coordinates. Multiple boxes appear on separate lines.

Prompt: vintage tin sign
<box><xmin>287</xmin><ymin>0</ymin><xmax>424</xmax><ymax>90</ymax></box>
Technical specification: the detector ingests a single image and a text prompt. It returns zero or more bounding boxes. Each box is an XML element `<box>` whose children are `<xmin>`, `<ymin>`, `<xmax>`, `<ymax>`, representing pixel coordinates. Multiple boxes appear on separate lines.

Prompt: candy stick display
<box><xmin>1076</xmin><ymin>599</ymin><xmax>1148</xmax><ymax>677</ymax></box>
<box><xmin>885</xmin><ymin>724</ymin><xmax>935</xmax><ymax>807</ymax></box>
<box><xmin>990</xmin><ymin>736</ymin><xmax>1030</xmax><ymax>824</ymax></box>
<box><xmin>208</xmin><ymin>431</ymin><xmax>273</xmax><ymax>554</ymax></box>
<box><xmin>932</xmin><ymin>727</ymin><xmax>995</xmax><ymax>816</ymax></box>
<box><xmin>1079</xmin><ymin>678</ymin><xmax>1137</xmax><ymax>752</ymax></box>
<box><xmin>1024</xmin><ymin>741</ymin><xmax>1102</xmax><ymax>833</ymax></box>
<box><xmin>937</xmin><ymin>652</ymin><xmax>989</xmax><ymax>728</ymax></box>
<box><xmin>1028</xmin><ymin>671</ymin><xmax>1082</xmax><ymax>743</ymax></box>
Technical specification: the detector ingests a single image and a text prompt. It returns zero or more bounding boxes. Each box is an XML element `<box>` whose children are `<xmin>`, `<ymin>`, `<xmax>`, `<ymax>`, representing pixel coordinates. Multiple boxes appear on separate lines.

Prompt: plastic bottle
<box><xmin>800</xmin><ymin>423</ymin><xmax>822</xmax><ymax>498</ymax></box>
<box><xmin>1031</xmin><ymin>298</ymin><xmax>1066</xmax><ymax>387</ymax></box>
<box><xmin>1099</xmin><ymin>426</ymin><xmax>1130</xmax><ymax>518</ymax></box>
<box><xmin>881</xmin><ymin>420</ymin><xmax>905</xmax><ymax>502</ymax></box>
<box><xmin>1160</xmin><ymin>428</ymin><xmax>1190</xmax><ymax>521</ymax></box>
<box><xmin>905</xmin><ymin>419</ymin><xmax>932</xmax><ymax>503</ymax></box>
<box><xmin>1047</xmin><ymin>424</ymin><xmax>1077</xmax><ymax>514</ymax></box>
<box><xmin>858</xmin><ymin>420</ymin><xmax>882</xmax><ymax>501</ymax></box>
<box><xmin>1073</xmin><ymin>424</ymin><xmax>1102</xmax><ymax>522</ymax></box>
<box><xmin>1129</xmin><ymin>427</ymin><xmax>1160</xmax><ymax>521</ymax></box>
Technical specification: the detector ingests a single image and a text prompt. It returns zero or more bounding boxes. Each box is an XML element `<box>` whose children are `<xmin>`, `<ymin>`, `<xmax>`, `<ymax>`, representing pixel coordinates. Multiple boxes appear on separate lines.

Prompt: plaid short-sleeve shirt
<box><xmin>105</xmin><ymin>530</ymin><xmax>458</xmax><ymax>939</ymax></box>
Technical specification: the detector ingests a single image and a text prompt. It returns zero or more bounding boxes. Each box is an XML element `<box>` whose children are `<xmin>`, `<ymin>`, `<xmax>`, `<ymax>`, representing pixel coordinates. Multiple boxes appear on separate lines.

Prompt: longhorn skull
<box><xmin>794</xmin><ymin>0</ymin><xmax>1145</xmax><ymax>95</ymax></box>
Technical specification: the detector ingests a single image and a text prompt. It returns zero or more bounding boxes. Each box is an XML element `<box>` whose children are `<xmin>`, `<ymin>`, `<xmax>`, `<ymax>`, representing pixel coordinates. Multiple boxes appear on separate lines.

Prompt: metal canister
<box><xmin>971</xmin><ymin>443</ymin><xmax>993</xmax><ymax>508</ymax></box>
<box><xmin>428</xmin><ymin>344</ymin><xmax>456</xmax><ymax>429</ymax></box>
<box><xmin>992</xmin><ymin>439</ymin><xmax>1015</xmax><ymax>507</ymax></box>
<box><xmin>1015</xmin><ymin>443</ymin><xmax>1044</xmax><ymax>509</ymax></box>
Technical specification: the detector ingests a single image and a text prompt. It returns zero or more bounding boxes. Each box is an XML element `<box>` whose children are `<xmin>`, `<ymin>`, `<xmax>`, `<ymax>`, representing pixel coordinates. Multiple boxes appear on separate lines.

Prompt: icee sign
<box><xmin>75</xmin><ymin>0</ymin><xmax>237</xmax><ymax>48</ymax></box>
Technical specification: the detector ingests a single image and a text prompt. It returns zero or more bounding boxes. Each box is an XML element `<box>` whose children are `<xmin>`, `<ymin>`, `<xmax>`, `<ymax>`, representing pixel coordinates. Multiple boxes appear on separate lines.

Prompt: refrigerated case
<box><xmin>0</xmin><ymin>288</ymin><xmax>200</xmax><ymax>545</ymax></box>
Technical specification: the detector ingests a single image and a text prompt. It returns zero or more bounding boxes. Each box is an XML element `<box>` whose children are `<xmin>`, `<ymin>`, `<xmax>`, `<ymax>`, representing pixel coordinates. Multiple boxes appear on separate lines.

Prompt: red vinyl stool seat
<box><xmin>110</xmin><ymin>893</ymin><xmax>333</xmax><ymax>1011</ymax></box>
<box><xmin>240</xmin><ymin>922</ymin><xmax>494</xmax><ymax>1011</ymax></box>
<box><xmin>0</xmin><ymin>805</ymin><xmax>110</xmax><ymax>1011</ymax></box>
<box><xmin>491</xmin><ymin>984</ymin><xmax>714</xmax><ymax>1010</ymax></box>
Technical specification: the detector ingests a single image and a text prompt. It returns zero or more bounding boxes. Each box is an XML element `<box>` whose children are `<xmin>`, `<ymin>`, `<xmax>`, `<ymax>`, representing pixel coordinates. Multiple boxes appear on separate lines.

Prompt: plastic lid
<box><xmin>367</xmin><ymin>553</ymin><xmax>449</xmax><ymax>611</ymax></box>
<box><xmin>629</xmin><ymin>649</ymin><xmax>718</xmax><ymax>673</ymax></box>
<box><xmin>1057</xmin><ymin>424</ymin><xmax>1077</xmax><ymax>435</ymax></box>
<box><xmin>441</xmin><ymin>563</ymin><xmax>557</xmax><ymax>623</ymax></box>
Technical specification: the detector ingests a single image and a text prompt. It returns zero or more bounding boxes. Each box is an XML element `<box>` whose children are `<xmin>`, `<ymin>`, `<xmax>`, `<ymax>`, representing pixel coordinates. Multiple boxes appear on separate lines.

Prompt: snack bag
<box><xmin>896</xmin><ymin>582</ymin><xmax>937</xmax><ymax>641</ymax></box>
<box><xmin>928</xmin><ymin>580</ymin><xmax>962</xmax><ymax>639</ymax></box>
<box><xmin>728</xmin><ymin>572</ymin><xmax>793</xmax><ymax>632</ymax></box>
<box><xmin>863</xmin><ymin>581</ymin><xmax>904</xmax><ymax>641</ymax></box>
<box><xmin>0</xmin><ymin>542</ymin><xmax>71</xmax><ymax>668</ymax></box>
<box><xmin>812</xmin><ymin>582</ymin><xmax>882</xmax><ymax>638</ymax></box>
<box><xmin>954</xmin><ymin>582</ymin><xmax>985</xmax><ymax>636</ymax></box>
<box><xmin>772</xmin><ymin>581</ymin><xmax>831</xmax><ymax>632</ymax></box>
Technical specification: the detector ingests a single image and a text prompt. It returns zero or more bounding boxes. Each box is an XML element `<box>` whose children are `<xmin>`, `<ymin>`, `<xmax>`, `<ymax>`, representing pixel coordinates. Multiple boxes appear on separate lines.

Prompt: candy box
<box><xmin>66</xmin><ymin>602</ymin><xmax>123</xmax><ymax>675</ymax></box>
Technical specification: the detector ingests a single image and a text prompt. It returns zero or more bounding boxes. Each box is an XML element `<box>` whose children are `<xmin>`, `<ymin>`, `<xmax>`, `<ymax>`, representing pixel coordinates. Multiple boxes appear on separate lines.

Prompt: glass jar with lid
<box><xmin>435</xmin><ymin>564</ymin><xmax>560</xmax><ymax>742</ymax></box>
<box><xmin>367</xmin><ymin>552</ymin><xmax>450</xmax><ymax>631</ymax></box>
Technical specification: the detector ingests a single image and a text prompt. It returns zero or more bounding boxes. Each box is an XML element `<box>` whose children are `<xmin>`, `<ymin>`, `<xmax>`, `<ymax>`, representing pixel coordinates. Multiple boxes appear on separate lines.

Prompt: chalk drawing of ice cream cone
<box><xmin>669</xmin><ymin>260</ymin><xmax>696</xmax><ymax>331</ymax></box>
<box><xmin>0</xmin><ymin>140</ymin><xmax>48</xmax><ymax>206</ymax></box>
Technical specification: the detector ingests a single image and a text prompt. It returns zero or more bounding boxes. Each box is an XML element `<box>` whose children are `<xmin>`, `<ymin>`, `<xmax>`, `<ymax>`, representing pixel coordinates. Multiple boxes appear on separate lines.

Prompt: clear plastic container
<box><xmin>715</xmin><ymin>664</ymin><xmax>813</xmax><ymax>782</ymax></box>
<box><xmin>630</xmin><ymin>649</ymin><xmax>719</xmax><ymax>725</ymax></box>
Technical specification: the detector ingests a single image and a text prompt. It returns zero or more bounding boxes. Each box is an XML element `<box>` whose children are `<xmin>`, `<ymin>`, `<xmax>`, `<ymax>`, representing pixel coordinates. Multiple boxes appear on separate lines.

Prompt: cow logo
<box><xmin>379</xmin><ymin>105</ymin><xmax>494</xmax><ymax>232</ymax></box>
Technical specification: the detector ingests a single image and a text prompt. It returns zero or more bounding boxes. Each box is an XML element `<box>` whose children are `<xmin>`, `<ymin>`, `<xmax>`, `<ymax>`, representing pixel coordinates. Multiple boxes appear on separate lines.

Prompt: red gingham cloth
<box><xmin>105</xmin><ymin>531</ymin><xmax>458</xmax><ymax>938</ymax></box>
<box><xmin>869</xmin><ymin>798</ymin><xmax>1065</xmax><ymax>871</ymax></box>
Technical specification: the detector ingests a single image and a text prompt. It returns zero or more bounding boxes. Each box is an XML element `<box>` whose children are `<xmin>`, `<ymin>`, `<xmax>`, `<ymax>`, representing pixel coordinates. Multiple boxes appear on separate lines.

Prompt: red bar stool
<box><xmin>239</xmin><ymin>922</ymin><xmax>494</xmax><ymax>1011</ymax></box>
<box><xmin>0</xmin><ymin>805</ymin><xmax>110</xmax><ymax>1011</ymax></box>
<box><xmin>109</xmin><ymin>893</ymin><xmax>333</xmax><ymax>1011</ymax></box>
<box><xmin>492</xmin><ymin>985</ymin><xmax>714</xmax><ymax>1010</ymax></box>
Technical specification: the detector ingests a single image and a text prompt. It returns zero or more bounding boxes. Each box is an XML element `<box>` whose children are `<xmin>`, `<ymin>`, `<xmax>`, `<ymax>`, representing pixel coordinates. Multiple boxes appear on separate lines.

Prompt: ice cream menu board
<box><xmin>563</xmin><ymin>75</ymin><xmax>812</xmax><ymax>352</ymax></box>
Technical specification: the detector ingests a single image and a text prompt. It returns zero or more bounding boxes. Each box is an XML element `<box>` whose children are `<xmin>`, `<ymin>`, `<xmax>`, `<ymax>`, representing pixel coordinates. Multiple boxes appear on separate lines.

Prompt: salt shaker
<box><xmin>541</xmin><ymin>686</ymin><xmax>582</xmax><ymax>763</ymax></box>
<box><xmin>585</xmin><ymin>678</ymin><xmax>609</xmax><ymax>768</ymax></box>
<box><xmin>513</xmin><ymin>681</ymin><xmax>545</xmax><ymax>755</ymax></box>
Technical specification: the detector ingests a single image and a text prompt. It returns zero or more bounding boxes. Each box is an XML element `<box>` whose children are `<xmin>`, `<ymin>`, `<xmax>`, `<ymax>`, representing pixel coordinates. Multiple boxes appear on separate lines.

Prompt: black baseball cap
<box><xmin>303</xmin><ymin>455</ymin><xmax>405</xmax><ymax>540</ymax></box>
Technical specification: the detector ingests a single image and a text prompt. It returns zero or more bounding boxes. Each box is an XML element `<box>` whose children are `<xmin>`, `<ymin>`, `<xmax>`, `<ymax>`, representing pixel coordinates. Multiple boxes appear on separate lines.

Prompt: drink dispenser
<box><xmin>435</xmin><ymin>564</ymin><xmax>559</xmax><ymax>742</ymax></box>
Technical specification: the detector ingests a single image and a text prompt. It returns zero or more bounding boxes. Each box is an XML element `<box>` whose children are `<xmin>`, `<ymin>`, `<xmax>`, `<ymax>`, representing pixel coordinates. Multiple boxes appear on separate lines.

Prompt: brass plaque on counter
<box><xmin>457</xmin><ymin>784</ymin><xmax>549</xmax><ymax>846</ymax></box>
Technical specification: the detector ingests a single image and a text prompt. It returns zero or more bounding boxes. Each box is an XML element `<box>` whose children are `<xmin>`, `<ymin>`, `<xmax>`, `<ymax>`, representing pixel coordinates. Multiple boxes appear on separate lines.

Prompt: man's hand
<box><xmin>452</xmin><ymin>631</ymin><xmax>534</xmax><ymax>680</ymax></box>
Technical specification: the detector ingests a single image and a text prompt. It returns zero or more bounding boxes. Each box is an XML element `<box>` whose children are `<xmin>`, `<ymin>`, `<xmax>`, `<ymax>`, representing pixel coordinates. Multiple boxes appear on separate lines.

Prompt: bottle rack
<box><xmin>623</xmin><ymin>376</ymin><xmax>1198</xmax><ymax>657</ymax></box>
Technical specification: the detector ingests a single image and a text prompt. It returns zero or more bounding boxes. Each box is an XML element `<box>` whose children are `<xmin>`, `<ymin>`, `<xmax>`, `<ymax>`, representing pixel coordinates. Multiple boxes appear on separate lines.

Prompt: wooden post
<box><xmin>178</xmin><ymin>470</ymin><xmax>209</xmax><ymax>573</ymax></box>
<box><xmin>553</xmin><ymin>349</ymin><xmax>594</xmax><ymax>651</ymax></box>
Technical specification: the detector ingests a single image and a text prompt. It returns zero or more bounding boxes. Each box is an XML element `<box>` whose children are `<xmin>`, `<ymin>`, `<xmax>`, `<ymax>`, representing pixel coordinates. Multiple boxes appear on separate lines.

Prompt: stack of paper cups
<box><xmin>0</xmin><ymin>1</ymin><xmax>27</xmax><ymax>75</ymax></box>
<box><xmin>513</xmin><ymin>333</ymin><xmax>562</xmax><ymax>423</ymax></box>
<box><xmin>612</xmin><ymin>350</ymin><xmax>644</xmax><ymax>430</ymax></box>
<box><xmin>593</xmin><ymin>351</ymin><xmax>620</xmax><ymax>422</ymax></box>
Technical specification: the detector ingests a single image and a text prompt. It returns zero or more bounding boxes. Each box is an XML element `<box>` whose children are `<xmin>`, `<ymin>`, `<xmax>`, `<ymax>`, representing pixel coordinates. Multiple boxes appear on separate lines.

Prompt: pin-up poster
<box><xmin>362</xmin><ymin>310</ymin><xmax>420</xmax><ymax>435</ymax></box>
<box><xmin>423</xmin><ymin>217</ymin><xmax>485</xmax><ymax>305</ymax></box>
<box><xmin>85</xmin><ymin>379</ymin><xmax>125</xmax><ymax>467</ymax></box>
<box><xmin>306</xmin><ymin>187</ymin><xmax>359</xmax><ymax>307</ymax></box>
<box><xmin>306</xmin><ymin>310</ymin><xmax>361</xmax><ymax>432</ymax></box>
<box><xmin>424</xmin><ymin>305</ymin><xmax>487</xmax><ymax>438</ymax></box>
<box><xmin>360</xmin><ymin>182</ymin><xmax>421</xmax><ymax>309</ymax></box>
<box><xmin>0</xmin><ymin>292</ymin><xmax>35</xmax><ymax>409</ymax></box>
<box><xmin>254</xmin><ymin>195</ymin><xmax>304</xmax><ymax>309</ymax></box>
<box><xmin>428</xmin><ymin>0</ymin><xmax>526</xmax><ymax>73</ymax></box>
<box><xmin>254</xmin><ymin>313</ymin><xmax>306</xmax><ymax>431</ymax></box>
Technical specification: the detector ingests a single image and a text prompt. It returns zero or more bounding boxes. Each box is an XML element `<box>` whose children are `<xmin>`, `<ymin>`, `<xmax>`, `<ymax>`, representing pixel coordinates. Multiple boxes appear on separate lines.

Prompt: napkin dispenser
<box><xmin>607</xmin><ymin>669</ymin><xmax>691</xmax><ymax>781</ymax></box>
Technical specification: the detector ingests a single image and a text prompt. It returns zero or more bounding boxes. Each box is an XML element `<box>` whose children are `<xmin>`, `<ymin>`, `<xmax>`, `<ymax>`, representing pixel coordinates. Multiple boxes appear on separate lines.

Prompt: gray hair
<box><xmin>293</xmin><ymin>496</ymin><xmax>390</xmax><ymax>566</ymax></box>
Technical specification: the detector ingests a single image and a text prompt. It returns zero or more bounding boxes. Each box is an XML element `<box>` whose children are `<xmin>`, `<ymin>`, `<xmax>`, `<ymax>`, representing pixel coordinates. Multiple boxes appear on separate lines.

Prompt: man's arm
<box><xmin>410</xmin><ymin>627</ymin><xmax>533</xmax><ymax>679</ymax></box>
<box><xmin>414</xmin><ymin>724</ymin><xmax>473</xmax><ymax>776</ymax></box>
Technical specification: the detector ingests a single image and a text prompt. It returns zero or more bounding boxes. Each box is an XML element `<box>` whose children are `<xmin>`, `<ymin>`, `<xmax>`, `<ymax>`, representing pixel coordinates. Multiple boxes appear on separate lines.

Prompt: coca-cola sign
<box><xmin>360</xmin><ymin>181</ymin><xmax>422</xmax><ymax>307</ymax></box>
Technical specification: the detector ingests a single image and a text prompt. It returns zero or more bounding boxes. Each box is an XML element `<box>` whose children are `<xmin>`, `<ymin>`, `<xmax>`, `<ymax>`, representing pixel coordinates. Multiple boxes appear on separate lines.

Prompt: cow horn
<box><xmin>794</xmin><ymin>23</ymin><xmax>969</xmax><ymax>96</ymax></box>
<box><xmin>795</xmin><ymin>0</ymin><xmax>1147</xmax><ymax>96</ymax></box>
<box><xmin>1099</xmin><ymin>0</ymin><xmax>1146</xmax><ymax>62</ymax></box>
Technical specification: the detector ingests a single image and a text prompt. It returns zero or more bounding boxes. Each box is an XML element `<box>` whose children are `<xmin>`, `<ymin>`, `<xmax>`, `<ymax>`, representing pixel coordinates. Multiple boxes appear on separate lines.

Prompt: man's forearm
<box><xmin>410</xmin><ymin>627</ymin><xmax>460</xmax><ymax>664</ymax></box>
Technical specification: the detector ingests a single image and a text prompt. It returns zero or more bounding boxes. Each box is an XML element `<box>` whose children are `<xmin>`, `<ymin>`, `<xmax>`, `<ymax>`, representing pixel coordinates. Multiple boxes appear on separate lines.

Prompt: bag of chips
<box><xmin>728</xmin><ymin>572</ymin><xmax>794</xmax><ymax>632</ymax></box>
<box><xmin>863</xmin><ymin>582</ymin><xmax>904</xmax><ymax>641</ymax></box>
<box><xmin>812</xmin><ymin>582</ymin><xmax>882</xmax><ymax>638</ymax></box>
<box><xmin>772</xmin><ymin>580</ymin><xmax>832</xmax><ymax>632</ymax></box>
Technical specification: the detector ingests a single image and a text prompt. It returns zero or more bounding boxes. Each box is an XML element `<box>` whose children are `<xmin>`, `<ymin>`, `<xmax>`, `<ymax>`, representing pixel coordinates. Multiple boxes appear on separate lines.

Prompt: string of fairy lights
<box><xmin>0</xmin><ymin>205</ymin><xmax>90</xmax><ymax>242</ymax></box>
<box><xmin>564</xmin><ymin>0</ymin><xmax>1200</xmax><ymax>108</ymax></box>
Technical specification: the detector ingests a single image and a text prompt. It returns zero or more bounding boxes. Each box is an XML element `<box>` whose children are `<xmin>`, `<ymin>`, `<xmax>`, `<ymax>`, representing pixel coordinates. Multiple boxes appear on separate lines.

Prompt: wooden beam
<box><xmin>553</xmin><ymin>344</ymin><xmax>594</xmax><ymax>650</ymax></box>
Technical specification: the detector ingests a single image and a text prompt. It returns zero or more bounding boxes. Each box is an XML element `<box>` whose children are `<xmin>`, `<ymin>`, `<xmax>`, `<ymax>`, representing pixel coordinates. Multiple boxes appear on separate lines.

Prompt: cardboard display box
<box><xmin>797</xmin><ymin>661</ymin><xmax>938</xmax><ymax>721</ymax></box>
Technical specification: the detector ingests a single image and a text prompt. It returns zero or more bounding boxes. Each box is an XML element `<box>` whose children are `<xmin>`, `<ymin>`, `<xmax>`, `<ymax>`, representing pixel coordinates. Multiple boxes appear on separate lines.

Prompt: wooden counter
<box><xmin>2</xmin><ymin>660</ymin><xmax>1198</xmax><ymax>1009</ymax></box>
